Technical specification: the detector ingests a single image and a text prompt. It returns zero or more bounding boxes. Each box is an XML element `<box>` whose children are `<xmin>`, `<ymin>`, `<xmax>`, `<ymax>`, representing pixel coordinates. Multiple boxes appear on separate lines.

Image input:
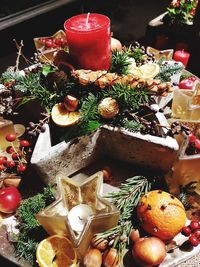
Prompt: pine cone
<box><xmin>72</xmin><ymin>69</ymin><xmax>173</xmax><ymax>96</ymax></box>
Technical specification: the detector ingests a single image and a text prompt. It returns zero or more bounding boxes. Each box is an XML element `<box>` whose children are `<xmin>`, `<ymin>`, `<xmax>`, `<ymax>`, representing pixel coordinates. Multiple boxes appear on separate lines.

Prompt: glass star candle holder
<box><xmin>171</xmin><ymin>81</ymin><xmax>200</xmax><ymax>121</ymax></box>
<box><xmin>165</xmin><ymin>120</ymin><xmax>200</xmax><ymax>196</ymax></box>
<box><xmin>36</xmin><ymin>171</ymin><xmax>119</xmax><ymax>259</ymax></box>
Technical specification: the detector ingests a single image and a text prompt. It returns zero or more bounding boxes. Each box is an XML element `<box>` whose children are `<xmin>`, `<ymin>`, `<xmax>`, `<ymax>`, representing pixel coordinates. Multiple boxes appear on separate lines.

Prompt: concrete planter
<box><xmin>31</xmin><ymin>108</ymin><xmax>179</xmax><ymax>185</ymax></box>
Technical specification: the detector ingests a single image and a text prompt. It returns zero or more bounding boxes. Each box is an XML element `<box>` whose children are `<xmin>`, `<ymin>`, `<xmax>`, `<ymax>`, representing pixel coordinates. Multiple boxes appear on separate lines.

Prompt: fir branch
<box><xmin>104</xmin><ymin>83</ymin><xmax>151</xmax><ymax>112</ymax></box>
<box><xmin>108</xmin><ymin>176</ymin><xmax>152</xmax><ymax>221</ymax></box>
<box><xmin>110</xmin><ymin>50</ymin><xmax>131</xmax><ymax>75</ymax></box>
<box><xmin>1</xmin><ymin>67</ymin><xmax>23</xmax><ymax>84</ymax></box>
<box><xmin>156</xmin><ymin>61</ymin><xmax>184</xmax><ymax>82</ymax></box>
<box><xmin>15</xmin><ymin>71</ymin><xmax>58</xmax><ymax>111</ymax></box>
<box><xmin>79</xmin><ymin>92</ymin><xmax>100</xmax><ymax>121</ymax></box>
<box><xmin>94</xmin><ymin>176</ymin><xmax>153</xmax><ymax>257</ymax></box>
<box><xmin>14</xmin><ymin>237</ymin><xmax>38</xmax><ymax>265</ymax></box>
<box><xmin>13</xmin><ymin>186</ymin><xmax>56</xmax><ymax>265</ymax></box>
<box><xmin>120</xmin><ymin>118</ymin><xmax>141</xmax><ymax>132</ymax></box>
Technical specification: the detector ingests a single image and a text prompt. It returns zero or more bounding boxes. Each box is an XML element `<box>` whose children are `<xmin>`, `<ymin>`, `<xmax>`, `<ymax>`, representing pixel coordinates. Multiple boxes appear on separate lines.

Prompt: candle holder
<box><xmin>172</xmin><ymin>81</ymin><xmax>200</xmax><ymax>121</ymax></box>
<box><xmin>0</xmin><ymin>118</ymin><xmax>16</xmax><ymax>150</ymax></box>
<box><xmin>165</xmin><ymin>120</ymin><xmax>200</xmax><ymax>196</ymax></box>
<box><xmin>36</xmin><ymin>171</ymin><xmax>119</xmax><ymax>259</ymax></box>
<box><xmin>33</xmin><ymin>30</ymin><xmax>67</xmax><ymax>62</ymax></box>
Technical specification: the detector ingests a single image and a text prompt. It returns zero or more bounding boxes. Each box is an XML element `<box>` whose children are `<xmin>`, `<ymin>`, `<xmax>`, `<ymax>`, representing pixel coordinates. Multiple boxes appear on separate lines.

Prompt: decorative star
<box><xmin>36</xmin><ymin>171</ymin><xmax>119</xmax><ymax>259</ymax></box>
<box><xmin>147</xmin><ymin>46</ymin><xmax>174</xmax><ymax>60</ymax></box>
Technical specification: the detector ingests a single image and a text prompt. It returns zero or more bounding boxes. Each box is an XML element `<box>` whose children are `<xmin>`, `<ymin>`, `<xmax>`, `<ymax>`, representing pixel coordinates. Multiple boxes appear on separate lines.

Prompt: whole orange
<box><xmin>137</xmin><ymin>190</ymin><xmax>186</xmax><ymax>241</ymax></box>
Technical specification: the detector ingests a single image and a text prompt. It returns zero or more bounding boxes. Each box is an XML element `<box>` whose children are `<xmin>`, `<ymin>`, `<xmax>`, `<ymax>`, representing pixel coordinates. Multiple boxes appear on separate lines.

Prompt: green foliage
<box><xmin>61</xmin><ymin>93</ymin><xmax>101</xmax><ymax>142</ymax></box>
<box><xmin>120</xmin><ymin>118</ymin><xmax>141</xmax><ymax>132</ymax></box>
<box><xmin>124</xmin><ymin>45</ymin><xmax>145</xmax><ymax>65</ymax></box>
<box><xmin>110</xmin><ymin>50</ymin><xmax>131</xmax><ymax>75</ymax></box>
<box><xmin>95</xmin><ymin>176</ymin><xmax>153</xmax><ymax>257</ymax></box>
<box><xmin>1</xmin><ymin>67</ymin><xmax>23</xmax><ymax>83</ymax></box>
<box><xmin>41</xmin><ymin>64</ymin><xmax>56</xmax><ymax>77</ymax></box>
<box><xmin>166</xmin><ymin>0</ymin><xmax>197</xmax><ymax>25</ymax></box>
<box><xmin>14</xmin><ymin>186</ymin><xmax>56</xmax><ymax>265</ymax></box>
<box><xmin>79</xmin><ymin>92</ymin><xmax>100</xmax><ymax>121</ymax></box>
<box><xmin>103</xmin><ymin>83</ymin><xmax>151</xmax><ymax>112</ymax></box>
<box><xmin>156</xmin><ymin>60</ymin><xmax>184</xmax><ymax>82</ymax></box>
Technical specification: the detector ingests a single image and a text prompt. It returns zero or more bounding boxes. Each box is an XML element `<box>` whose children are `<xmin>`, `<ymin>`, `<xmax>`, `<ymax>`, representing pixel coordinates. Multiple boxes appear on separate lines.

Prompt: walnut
<box><xmin>98</xmin><ymin>97</ymin><xmax>119</xmax><ymax>119</ymax></box>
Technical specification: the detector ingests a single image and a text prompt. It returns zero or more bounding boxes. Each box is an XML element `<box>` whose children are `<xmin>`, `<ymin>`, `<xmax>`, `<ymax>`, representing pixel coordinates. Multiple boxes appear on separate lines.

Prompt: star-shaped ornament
<box><xmin>36</xmin><ymin>171</ymin><xmax>119</xmax><ymax>259</ymax></box>
<box><xmin>147</xmin><ymin>46</ymin><xmax>174</xmax><ymax>60</ymax></box>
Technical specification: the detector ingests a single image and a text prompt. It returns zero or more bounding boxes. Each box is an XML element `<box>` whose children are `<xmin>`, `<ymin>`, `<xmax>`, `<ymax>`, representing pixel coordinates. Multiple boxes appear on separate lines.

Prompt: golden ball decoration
<box><xmin>111</xmin><ymin>37</ymin><xmax>122</xmax><ymax>52</ymax></box>
<box><xmin>98</xmin><ymin>97</ymin><xmax>119</xmax><ymax>119</ymax></box>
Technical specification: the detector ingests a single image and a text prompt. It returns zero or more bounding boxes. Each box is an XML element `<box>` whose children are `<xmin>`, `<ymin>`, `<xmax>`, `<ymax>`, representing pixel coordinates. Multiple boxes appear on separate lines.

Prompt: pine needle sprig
<box><xmin>60</xmin><ymin>93</ymin><xmax>101</xmax><ymax>142</ymax></box>
<box><xmin>13</xmin><ymin>186</ymin><xmax>56</xmax><ymax>265</ymax></box>
<box><xmin>79</xmin><ymin>92</ymin><xmax>100</xmax><ymax>122</ymax></box>
<box><xmin>0</xmin><ymin>67</ymin><xmax>23</xmax><ymax>84</ymax></box>
<box><xmin>94</xmin><ymin>175</ymin><xmax>153</xmax><ymax>257</ymax></box>
<box><xmin>110</xmin><ymin>50</ymin><xmax>131</xmax><ymax>75</ymax></box>
<box><xmin>120</xmin><ymin>118</ymin><xmax>141</xmax><ymax>132</ymax></box>
<box><xmin>104</xmin><ymin>83</ymin><xmax>151</xmax><ymax>112</ymax></box>
<box><xmin>108</xmin><ymin>176</ymin><xmax>152</xmax><ymax>221</ymax></box>
<box><xmin>156</xmin><ymin>61</ymin><xmax>184</xmax><ymax>82</ymax></box>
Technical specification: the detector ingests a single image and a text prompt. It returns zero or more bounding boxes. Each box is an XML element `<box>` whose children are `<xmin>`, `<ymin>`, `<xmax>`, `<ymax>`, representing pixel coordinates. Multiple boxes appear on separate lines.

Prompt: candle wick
<box><xmin>78</xmin><ymin>215</ymin><xmax>83</xmax><ymax>221</ymax></box>
<box><xmin>86</xmin><ymin>12</ymin><xmax>90</xmax><ymax>27</ymax></box>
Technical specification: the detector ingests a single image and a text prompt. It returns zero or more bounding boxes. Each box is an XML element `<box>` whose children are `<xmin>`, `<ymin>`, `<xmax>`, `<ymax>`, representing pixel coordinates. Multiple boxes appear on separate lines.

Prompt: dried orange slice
<box><xmin>128</xmin><ymin>66</ymin><xmax>143</xmax><ymax>77</ymax></box>
<box><xmin>51</xmin><ymin>103</ymin><xmax>80</xmax><ymax>127</ymax></box>
<box><xmin>36</xmin><ymin>235</ymin><xmax>77</xmax><ymax>267</ymax></box>
<box><xmin>139</xmin><ymin>63</ymin><xmax>160</xmax><ymax>79</ymax></box>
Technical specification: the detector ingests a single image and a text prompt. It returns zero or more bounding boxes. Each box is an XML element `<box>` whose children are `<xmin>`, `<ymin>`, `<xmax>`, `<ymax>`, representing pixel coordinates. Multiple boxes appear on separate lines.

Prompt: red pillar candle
<box><xmin>173</xmin><ymin>50</ymin><xmax>190</xmax><ymax>68</ymax></box>
<box><xmin>64</xmin><ymin>13</ymin><xmax>111</xmax><ymax>70</ymax></box>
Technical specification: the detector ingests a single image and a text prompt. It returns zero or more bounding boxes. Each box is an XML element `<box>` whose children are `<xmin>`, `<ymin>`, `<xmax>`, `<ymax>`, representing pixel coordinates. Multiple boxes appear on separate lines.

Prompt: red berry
<box><xmin>189</xmin><ymin>76</ymin><xmax>197</xmax><ymax>82</ymax></box>
<box><xmin>17</xmin><ymin>164</ymin><xmax>26</xmax><ymax>173</ymax></box>
<box><xmin>45</xmin><ymin>38</ymin><xmax>53</xmax><ymax>48</ymax></box>
<box><xmin>194</xmin><ymin>229</ymin><xmax>200</xmax><ymax>240</ymax></box>
<box><xmin>5</xmin><ymin>134</ymin><xmax>16</xmax><ymax>142</ymax></box>
<box><xmin>6</xmin><ymin>146</ymin><xmax>15</xmax><ymax>154</ymax></box>
<box><xmin>190</xmin><ymin>220</ymin><xmax>200</xmax><ymax>230</ymax></box>
<box><xmin>12</xmin><ymin>153</ymin><xmax>19</xmax><ymax>160</ymax></box>
<box><xmin>195</xmin><ymin>139</ymin><xmax>200</xmax><ymax>150</ymax></box>
<box><xmin>189</xmin><ymin>235</ymin><xmax>199</xmax><ymax>247</ymax></box>
<box><xmin>6</xmin><ymin>161</ymin><xmax>15</xmax><ymax>168</ymax></box>
<box><xmin>20</xmin><ymin>140</ymin><xmax>31</xmax><ymax>147</ymax></box>
<box><xmin>0</xmin><ymin>165</ymin><xmax>5</xmax><ymax>171</ymax></box>
<box><xmin>54</xmin><ymin>38</ymin><xmax>62</xmax><ymax>45</ymax></box>
<box><xmin>189</xmin><ymin>133</ymin><xmax>196</xmax><ymax>143</ymax></box>
<box><xmin>0</xmin><ymin>156</ymin><xmax>7</xmax><ymax>165</ymax></box>
<box><xmin>181</xmin><ymin>226</ymin><xmax>191</xmax><ymax>236</ymax></box>
<box><xmin>40</xmin><ymin>37</ymin><xmax>46</xmax><ymax>45</ymax></box>
<box><xmin>4</xmin><ymin>81</ymin><xmax>12</xmax><ymax>88</ymax></box>
<box><xmin>61</xmin><ymin>40</ymin><xmax>67</xmax><ymax>48</ymax></box>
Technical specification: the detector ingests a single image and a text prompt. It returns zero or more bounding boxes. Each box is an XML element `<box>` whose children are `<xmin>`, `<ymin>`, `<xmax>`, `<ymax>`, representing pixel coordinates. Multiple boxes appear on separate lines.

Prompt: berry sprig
<box><xmin>39</xmin><ymin>37</ymin><xmax>67</xmax><ymax>50</ymax></box>
<box><xmin>0</xmin><ymin>133</ymin><xmax>32</xmax><ymax>176</ymax></box>
<box><xmin>181</xmin><ymin>220</ymin><xmax>200</xmax><ymax>247</ymax></box>
<box><xmin>26</xmin><ymin>114</ymin><xmax>50</xmax><ymax>138</ymax></box>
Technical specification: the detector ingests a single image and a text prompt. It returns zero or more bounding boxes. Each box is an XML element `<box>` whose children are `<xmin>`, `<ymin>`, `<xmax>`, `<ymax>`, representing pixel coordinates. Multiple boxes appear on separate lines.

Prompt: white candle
<box><xmin>67</xmin><ymin>204</ymin><xmax>94</xmax><ymax>232</ymax></box>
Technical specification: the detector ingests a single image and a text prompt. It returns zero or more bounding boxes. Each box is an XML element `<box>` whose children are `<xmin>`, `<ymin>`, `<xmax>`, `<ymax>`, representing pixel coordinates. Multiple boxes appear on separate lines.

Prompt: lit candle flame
<box><xmin>86</xmin><ymin>12</ymin><xmax>90</xmax><ymax>28</ymax></box>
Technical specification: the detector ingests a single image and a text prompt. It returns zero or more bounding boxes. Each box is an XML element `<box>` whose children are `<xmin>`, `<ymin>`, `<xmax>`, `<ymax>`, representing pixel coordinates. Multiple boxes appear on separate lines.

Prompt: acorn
<box><xmin>64</xmin><ymin>95</ymin><xmax>79</xmax><ymax>111</ymax></box>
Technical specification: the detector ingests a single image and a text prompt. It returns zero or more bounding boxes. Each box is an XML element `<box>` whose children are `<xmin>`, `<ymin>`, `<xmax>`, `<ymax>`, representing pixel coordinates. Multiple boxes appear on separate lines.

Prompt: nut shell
<box><xmin>98</xmin><ymin>97</ymin><xmax>119</xmax><ymax>119</ymax></box>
